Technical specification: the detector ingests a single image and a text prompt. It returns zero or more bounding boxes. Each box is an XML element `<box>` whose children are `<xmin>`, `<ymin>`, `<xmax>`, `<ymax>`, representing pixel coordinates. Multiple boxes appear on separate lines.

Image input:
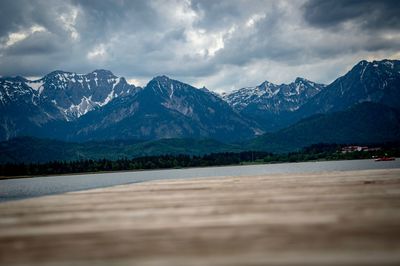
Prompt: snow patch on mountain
<box><xmin>0</xmin><ymin>78</ymin><xmax>35</xmax><ymax>105</ymax></box>
<box><xmin>223</xmin><ymin>78</ymin><xmax>325</xmax><ymax>113</ymax></box>
<box><xmin>100</xmin><ymin>88</ymin><xmax>115</xmax><ymax>107</ymax></box>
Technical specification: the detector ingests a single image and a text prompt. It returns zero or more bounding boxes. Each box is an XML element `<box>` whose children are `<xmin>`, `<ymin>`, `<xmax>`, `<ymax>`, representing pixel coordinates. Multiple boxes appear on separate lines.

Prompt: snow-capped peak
<box><xmin>223</xmin><ymin>78</ymin><xmax>325</xmax><ymax>112</ymax></box>
<box><xmin>2</xmin><ymin>69</ymin><xmax>137</xmax><ymax>120</ymax></box>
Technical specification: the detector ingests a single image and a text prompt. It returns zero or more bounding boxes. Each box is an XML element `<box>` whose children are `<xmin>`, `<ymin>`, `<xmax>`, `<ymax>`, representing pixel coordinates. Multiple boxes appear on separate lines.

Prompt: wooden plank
<box><xmin>1</xmin><ymin>169</ymin><xmax>400</xmax><ymax>265</ymax></box>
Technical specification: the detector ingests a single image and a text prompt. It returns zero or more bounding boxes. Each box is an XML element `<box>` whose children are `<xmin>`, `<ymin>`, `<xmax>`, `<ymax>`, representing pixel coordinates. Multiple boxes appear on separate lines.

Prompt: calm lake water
<box><xmin>1</xmin><ymin>159</ymin><xmax>399</xmax><ymax>202</ymax></box>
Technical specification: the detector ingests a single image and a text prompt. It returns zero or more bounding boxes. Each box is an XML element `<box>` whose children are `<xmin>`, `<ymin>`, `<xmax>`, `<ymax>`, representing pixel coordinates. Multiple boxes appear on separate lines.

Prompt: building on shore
<box><xmin>341</xmin><ymin>146</ymin><xmax>381</xmax><ymax>154</ymax></box>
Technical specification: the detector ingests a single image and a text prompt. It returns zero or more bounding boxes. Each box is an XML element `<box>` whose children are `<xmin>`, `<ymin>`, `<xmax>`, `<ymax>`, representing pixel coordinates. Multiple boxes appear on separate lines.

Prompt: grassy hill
<box><xmin>247</xmin><ymin>102</ymin><xmax>400</xmax><ymax>153</ymax></box>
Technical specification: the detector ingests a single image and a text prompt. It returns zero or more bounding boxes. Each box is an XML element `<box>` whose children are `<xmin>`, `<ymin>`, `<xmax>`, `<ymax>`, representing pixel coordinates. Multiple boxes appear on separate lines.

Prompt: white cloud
<box><xmin>126</xmin><ymin>77</ymin><xmax>147</xmax><ymax>87</ymax></box>
<box><xmin>59</xmin><ymin>7</ymin><xmax>79</xmax><ymax>40</ymax></box>
<box><xmin>87</xmin><ymin>44</ymin><xmax>107</xmax><ymax>60</ymax></box>
<box><xmin>5</xmin><ymin>25</ymin><xmax>47</xmax><ymax>47</ymax></box>
<box><xmin>246</xmin><ymin>13</ymin><xmax>266</xmax><ymax>28</ymax></box>
<box><xmin>185</xmin><ymin>29</ymin><xmax>225</xmax><ymax>57</ymax></box>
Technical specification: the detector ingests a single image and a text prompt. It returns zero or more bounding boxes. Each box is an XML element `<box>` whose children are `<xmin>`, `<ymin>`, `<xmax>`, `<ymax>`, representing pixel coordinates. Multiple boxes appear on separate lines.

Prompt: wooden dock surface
<box><xmin>1</xmin><ymin>168</ymin><xmax>400</xmax><ymax>265</ymax></box>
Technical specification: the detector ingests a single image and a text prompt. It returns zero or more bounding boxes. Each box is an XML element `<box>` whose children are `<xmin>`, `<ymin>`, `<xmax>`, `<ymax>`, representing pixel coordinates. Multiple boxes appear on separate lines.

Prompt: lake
<box><xmin>1</xmin><ymin>159</ymin><xmax>399</xmax><ymax>202</ymax></box>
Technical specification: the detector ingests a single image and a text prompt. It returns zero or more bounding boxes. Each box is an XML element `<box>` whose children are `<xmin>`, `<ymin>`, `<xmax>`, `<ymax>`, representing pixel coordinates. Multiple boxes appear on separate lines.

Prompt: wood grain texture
<box><xmin>1</xmin><ymin>168</ymin><xmax>400</xmax><ymax>266</ymax></box>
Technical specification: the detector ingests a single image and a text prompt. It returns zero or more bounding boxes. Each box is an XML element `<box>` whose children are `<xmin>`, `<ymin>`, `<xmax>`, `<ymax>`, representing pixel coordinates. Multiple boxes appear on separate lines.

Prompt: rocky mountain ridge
<box><xmin>223</xmin><ymin>77</ymin><xmax>325</xmax><ymax>113</ymax></box>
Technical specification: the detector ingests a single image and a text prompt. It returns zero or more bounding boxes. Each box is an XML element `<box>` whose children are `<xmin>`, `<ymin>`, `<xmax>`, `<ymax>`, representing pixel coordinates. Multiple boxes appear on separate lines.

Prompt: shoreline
<box><xmin>2</xmin><ymin>159</ymin><xmax>399</xmax><ymax>203</ymax></box>
<box><xmin>0</xmin><ymin>157</ymin><xmax>394</xmax><ymax>181</ymax></box>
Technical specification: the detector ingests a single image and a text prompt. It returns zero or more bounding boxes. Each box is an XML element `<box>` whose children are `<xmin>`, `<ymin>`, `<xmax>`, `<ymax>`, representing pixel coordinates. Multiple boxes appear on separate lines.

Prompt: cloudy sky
<box><xmin>0</xmin><ymin>0</ymin><xmax>399</xmax><ymax>92</ymax></box>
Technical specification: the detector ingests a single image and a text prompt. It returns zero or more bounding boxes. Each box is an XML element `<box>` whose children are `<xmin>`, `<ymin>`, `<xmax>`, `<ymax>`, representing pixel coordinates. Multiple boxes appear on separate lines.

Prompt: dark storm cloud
<box><xmin>212</xmin><ymin>0</ymin><xmax>400</xmax><ymax>69</ymax></box>
<box><xmin>212</xmin><ymin>6</ymin><xmax>297</xmax><ymax>65</ymax></box>
<box><xmin>303</xmin><ymin>0</ymin><xmax>400</xmax><ymax>30</ymax></box>
<box><xmin>0</xmin><ymin>0</ymin><xmax>72</xmax><ymax>39</ymax></box>
<box><xmin>70</xmin><ymin>0</ymin><xmax>162</xmax><ymax>39</ymax></box>
<box><xmin>0</xmin><ymin>0</ymin><xmax>184</xmax><ymax>77</ymax></box>
<box><xmin>190</xmin><ymin>0</ymin><xmax>262</xmax><ymax>30</ymax></box>
<box><xmin>0</xmin><ymin>0</ymin><xmax>398</xmax><ymax>90</ymax></box>
<box><xmin>183</xmin><ymin>1</ymin><xmax>300</xmax><ymax>67</ymax></box>
<box><xmin>0</xmin><ymin>0</ymin><xmax>40</xmax><ymax>36</ymax></box>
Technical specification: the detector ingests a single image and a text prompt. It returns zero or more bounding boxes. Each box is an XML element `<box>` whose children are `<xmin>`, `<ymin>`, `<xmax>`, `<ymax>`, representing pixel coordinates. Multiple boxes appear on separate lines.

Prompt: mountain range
<box><xmin>69</xmin><ymin>75</ymin><xmax>258</xmax><ymax>142</ymax></box>
<box><xmin>1</xmin><ymin>59</ymin><xmax>399</xmax><ymax>162</ymax></box>
<box><xmin>223</xmin><ymin>77</ymin><xmax>325</xmax><ymax>131</ymax></box>
<box><xmin>1</xmin><ymin>72</ymin><xmax>259</xmax><ymax>142</ymax></box>
<box><xmin>0</xmin><ymin>70</ymin><xmax>137</xmax><ymax>140</ymax></box>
